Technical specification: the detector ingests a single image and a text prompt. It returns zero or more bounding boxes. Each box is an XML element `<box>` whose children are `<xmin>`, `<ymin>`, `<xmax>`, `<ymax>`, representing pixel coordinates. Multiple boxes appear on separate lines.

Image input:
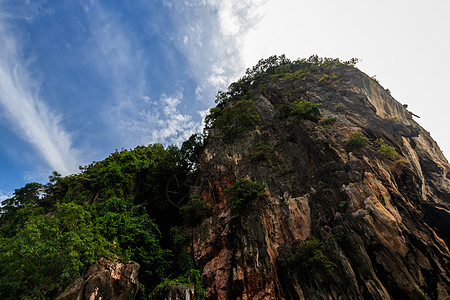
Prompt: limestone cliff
<box><xmin>186</xmin><ymin>57</ymin><xmax>450</xmax><ymax>299</ymax></box>
<box><xmin>57</xmin><ymin>258</ymin><xmax>140</xmax><ymax>300</ymax></box>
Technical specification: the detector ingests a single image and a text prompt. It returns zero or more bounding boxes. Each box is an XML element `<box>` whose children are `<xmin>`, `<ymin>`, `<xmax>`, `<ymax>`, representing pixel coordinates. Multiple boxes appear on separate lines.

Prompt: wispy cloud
<box><xmin>0</xmin><ymin>12</ymin><xmax>80</xmax><ymax>176</ymax></box>
<box><xmin>0</xmin><ymin>189</ymin><xmax>11</xmax><ymax>202</ymax></box>
<box><xmin>81</xmin><ymin>1</ymin><xmax>203</xmax><ymax>147</ymax></box>
<box><xmin>113</xmin><ymin>91</ymin><xmax>202</xmax><ymax>146</ymax></box>
<box><xmin>149</xmin><ymin>92</ymin><xmax>201</xmax><ymax>145</ymax></box>
<box><xmin>166</xmin><ymin>0</ymin><xmax>267</xmax><ymax>103</ymax></box>
<box><xmin>110</xmin><ymin>0</ymin><xmax>267</xmax><ymax>146</ymax></box>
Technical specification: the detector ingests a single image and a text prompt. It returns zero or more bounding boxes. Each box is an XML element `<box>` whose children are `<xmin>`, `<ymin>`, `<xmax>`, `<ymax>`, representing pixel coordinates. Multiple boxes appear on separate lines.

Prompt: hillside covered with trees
<box><xmin>0</xmin><ymin>143</ymin><xmax>205</xmax><ymax>298</ymax></box>
<box><xmin>1</xmin><ymin>55</ymin><xmax>449</xmax><ymax>299</ymax></box>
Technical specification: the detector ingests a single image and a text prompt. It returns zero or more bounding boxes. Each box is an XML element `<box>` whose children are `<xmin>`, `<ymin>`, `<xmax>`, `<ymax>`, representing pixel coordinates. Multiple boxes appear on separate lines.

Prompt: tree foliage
<box><xmin>0</xmin><ymin>54</ymin><xmax>362</xmax><ymax>299</ymax></box>
<box><xmin>373</xmin><ymin>138</ymin><xmax>397</xmax><ymax>159</ymax></box>
<box><xmin>209</xmin><ymin>100</ymin><xmax>260</xmax><ymax>141</ymax></box>
<box><xmin>208</xmin><ymin>54</ymin><xmax>358</xmax><ymax>115</ymax></box>
<box><xmin>0</xmin><ymin>144</ymin><xmax>197</xmax><ymax>299</ymax></box>
<box><xmin>0</xmin><ymin>203</ymin><xmax>112</xmax><ymax>299</ymax></box>
<box><xmin>226</xmin><ymin>178</ymin><xmax>266</xmax><ymax>214</ymax></box>
<box><xmin>344</xmin><ymin>132</ymin><xmax>370</xmax><ymax>150</ymax></box>
<box><xmin>277</xmin><ymin>100</ymin><xmax>322</xmax><ymax>122</ymax></box>
<box><xmin>290</xmin><ymin>237</ymin><xmax>336</xmax><ymax>279</ymax></box>
<box><xmin>180</xmin><ymin>195</ymin><xmax>213</xmax><ymax>227</ymax></box>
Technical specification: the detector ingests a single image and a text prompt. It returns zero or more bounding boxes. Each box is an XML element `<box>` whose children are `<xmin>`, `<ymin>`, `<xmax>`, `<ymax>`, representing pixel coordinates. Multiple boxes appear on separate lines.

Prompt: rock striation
<box><xmin>56</xmin><ymin>258</ymin><xmax>140</xmax><ymax>300</ymax></box>
<box><xmin>186</xmin><ymin>58</ymin><xmax>450</xmax><ymax>299</ymax></box>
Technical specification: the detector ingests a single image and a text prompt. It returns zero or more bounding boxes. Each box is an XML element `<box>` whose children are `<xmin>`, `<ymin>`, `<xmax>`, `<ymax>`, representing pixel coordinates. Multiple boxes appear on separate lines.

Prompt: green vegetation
<box><xmin>200</xmin><ymin>54</ymin><xmax>359</xmax><ymax>148</ymax></box>
<box><xmin>339</xmin><ymin>201</ymin><xmax>348</xmax><ymax>210</ymax></box>
<box><xmin>270</xmin><ymin>64</ymin><xmax>319</xmax><ymax>82</ymax></box>
<box><xmin>205</xmin><ymin>54</ymin><xmax>358</xmax><ymax>129</ymax></box>
<box><xmin>344</xmin><ymin>133</ymin><xmax>397</xmax><ymax>159</ymax></box>
<box><xmin>344</xmin><ymin>132</ymin><xmax>370</xmax><ymax>150</ymax></box>
<box><xmin>277</xmin><ymin>166</ymin><xmax>295</xmax><ymax>176</ymax></box>
<box><xmin>319</xmin><ymin>116</ymin><xmax>337</xmax><ymax>128</ymax></box>
<box><xmin>0</xmin><ymin>202</ymin><xmax>113</xmax><ymax>299</ymax></box>
<box><xmin>290</xmin><ymin>237</ymin><xmax>336</xmax><ymax>279</ymax></box>
<box><xmin>0</xmin><ymin>55</ymin><xmax>364</xmax><ymax>298</ymax></box>
<box><xmin>149</xmin><ymin>228</ymin><xmax>204</xmax><ymax>298</ymax></box>
<box><xmin>394</xmin><ymin>159</ymin><xmax>408</xmax><ymax>165</ymax></box>
<box><xmin>277</xmin><ymin>100</ymin><xmax>321</xmax><ymax>122</ymax></box>
<box><xmin>151</xmin><ymin>269</ymin><xmax>205</xmax><ymax>299</ymax></box>
<box><xmin>373</xmin><ymin>138</ymin><xmax>397</xmax><ymax>159</ymax></box>
<box><xmin>226</xmin><ymin>178</ymin><xmax>266</xmax><ymax>214</ymax></box>
<box><xmin>180</xmin><ymin>133</ymin><xmax>206</xmax><ymax>168</ymax></box>
<box><xmin>0</xmin><ymin>144</ymin><xmax>201</xmax><ymax>299</ymax></box>
<box><xmin>245</xmin><ymin>55</ymin><xmax>358</xmax><ymax>83</ymax></box>
<box><xmin>316</xmin><ymin>181</ymin><xmax>329</xmax><ymax>192</ymax></box>
<box><xmin>331</xmin><ymin>225</ymin><xmax>345</xmax><ymax>242</ymax></box>
<box><xmin>249</xmin><ymin>141</ymin><xmax>275</xmax><ymax>162</ymax></box>
<box><xmin>207</xmin><ymin>99</ymin><xmax>260</xmax><ymax>141</ymax></box>
<box><xmin>180</xmin><ymin>195</ymin><xmax>213</xmax><ymax>227</ymax></box>
<box><xmin>318</xmin><ymin>72</ymin><xmax>340</xmax><ymax>83</ymax></box>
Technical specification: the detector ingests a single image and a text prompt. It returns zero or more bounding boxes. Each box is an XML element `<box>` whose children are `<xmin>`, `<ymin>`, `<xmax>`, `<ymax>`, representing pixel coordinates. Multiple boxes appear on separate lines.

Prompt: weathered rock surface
<box><xmin>187</xmin><ymin>63</ymin><xmax>450</xmax><ymax>299</ymax></box>
<box><xmin>152</xmin><ymin>285</ymin><xmax>195</xmax><ymax>300</ymax></box>
<box><xmin>56</xmin><ymin>258</ymin><xmax>139</xmax><ymax>300</ymax></box>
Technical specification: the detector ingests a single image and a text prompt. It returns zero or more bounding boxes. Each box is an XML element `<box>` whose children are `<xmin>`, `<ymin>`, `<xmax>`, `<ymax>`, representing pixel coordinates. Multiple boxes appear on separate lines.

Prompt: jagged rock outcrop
<box><xmin>186</xmin><ymin>60</ymin><xmax>450</xmax><ymax>299</ymax></box>
<box><xmin>153</xmin><ymin>285</ymin><xmax>195</xmax><ymax>300</ymax></box>
<box><xmin>56</xmin><ymin>258</ymin><xmax>139</xmax><ymax>300</ymax></box>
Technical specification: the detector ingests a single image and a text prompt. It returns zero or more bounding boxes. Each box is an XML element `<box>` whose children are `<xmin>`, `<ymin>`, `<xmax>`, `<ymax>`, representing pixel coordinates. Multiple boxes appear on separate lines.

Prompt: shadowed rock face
<box><xmin>56</xmin><ymin>258</ymin><xmax>139</xmax><ymax>300</ymax></box>
<box><xmin>187</xmin><ymin>63</ymin><xmax>450</xmax><ymax>299</ymax></box>
<box><xmin>153</xmin><ymin>285</ymin><xmax>195</xmax><ymax>300</ymax></box>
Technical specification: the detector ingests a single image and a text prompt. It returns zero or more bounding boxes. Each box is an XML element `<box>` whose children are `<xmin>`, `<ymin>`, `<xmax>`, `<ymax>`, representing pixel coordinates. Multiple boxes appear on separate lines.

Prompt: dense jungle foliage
<box><xmin>0</xmin><ymin>144</ymin><xmax>201</xmax><ymax>299</ymax></box>
<box><xmin>0</xmin><ymin>55</ymin><xmax>363</xmax><ymax>299</ymax></box>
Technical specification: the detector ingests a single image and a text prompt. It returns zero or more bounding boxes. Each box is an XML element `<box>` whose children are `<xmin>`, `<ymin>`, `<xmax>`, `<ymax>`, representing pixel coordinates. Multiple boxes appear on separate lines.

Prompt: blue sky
<box><xmin>1</xmin><ymin>0</ymin><xmax>449</xmax><ymax>199</ymax></box>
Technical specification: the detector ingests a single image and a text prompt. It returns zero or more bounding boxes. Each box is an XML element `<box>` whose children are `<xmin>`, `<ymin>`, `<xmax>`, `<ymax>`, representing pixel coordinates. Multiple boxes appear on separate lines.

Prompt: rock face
<box><xmin>153</xmin><ymin>285</ymin><xmax>195</xmax><ymax>300</ymax></box>
<box><xmin>56</xmin><ymin>258</ymin><xmax>140</xmax><ymax>300</ymax></box>
<box><xmin>188</xmin><ymin>61</ymin><xmax>450</xmax><ymax>299</ymax></box>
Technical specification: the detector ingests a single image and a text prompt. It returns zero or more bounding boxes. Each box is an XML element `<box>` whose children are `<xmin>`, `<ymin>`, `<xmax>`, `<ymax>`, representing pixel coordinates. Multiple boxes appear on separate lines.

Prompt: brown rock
<box><xmin>152</xmin><ymin>285</ymin><xmax>195</xmax><ymax>300</ymax></box>
<box><xmin>187</xmin><ymin>62</ymin><xmax>450</xmax><ymax>299</ymax></box>
<box><xmin>56</xmin><ymin>258</ymin><xmax>140</xmax><ymax>300</ymax></box>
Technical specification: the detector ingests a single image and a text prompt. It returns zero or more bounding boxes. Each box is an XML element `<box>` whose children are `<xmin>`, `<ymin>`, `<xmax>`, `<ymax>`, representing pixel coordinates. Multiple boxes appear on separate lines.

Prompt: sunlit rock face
<box><xmin>187</xmin><ymin>61</ymin><xmax>450</xmax><ymax>299</ymax></box>
<box><xmin>56</xmin><ymin>258</ymin><xmax>140</xmax><ymax>300</ymax></box>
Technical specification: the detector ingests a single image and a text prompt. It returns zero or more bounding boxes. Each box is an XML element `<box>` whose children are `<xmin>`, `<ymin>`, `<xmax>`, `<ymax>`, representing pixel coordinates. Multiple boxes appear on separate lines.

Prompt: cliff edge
<box><xmin>186</xmin><ymin>56</ymin><xmax>450</xmax><ymax>299</ymax></box>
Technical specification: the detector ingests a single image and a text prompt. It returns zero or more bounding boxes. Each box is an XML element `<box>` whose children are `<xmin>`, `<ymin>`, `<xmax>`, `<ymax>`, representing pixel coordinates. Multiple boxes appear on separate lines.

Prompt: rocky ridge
<box><xmin>185</xmin><ymin>57</ymin><xmax>450</xmax><ymax>299</ymax></box>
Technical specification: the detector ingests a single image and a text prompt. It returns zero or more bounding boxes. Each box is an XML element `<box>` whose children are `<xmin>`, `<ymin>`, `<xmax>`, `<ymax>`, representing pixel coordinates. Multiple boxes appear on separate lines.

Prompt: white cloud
<box><xmin>162</xmin><ymin>1</ymin><xmax>172</xmax><ymax>9</ymax></box>
<box><xmin>167</xmin><ymin>0</ymin><xmax>267</xmax><ymax>103</ymax></box>
<box><xmin>0</xmin><ymin>15</ymin><xmax>80</xmax><ymax>176</ymax></box>
<box><xmin>116</xmin><ymin>91</ymin><xmax>202</xmax><ymax>146</ymax></box>
<box><xmin>81</xmin><ymin>2</ymin><xmax>206</xmax><ymax>148</ymax></box>
<box><xmin>85</xmin><ymin>9</ymin><xmax>141</xmax><ymax>87</ymax></box>
<box><xmin>72</xmin><ymin>0</ymin><xmax>269</xmax><ymax>151</ymax></box>
<box><xmin>150</xmin><ymin>93</ymin><xmax>201</xmax><ymax>145</ymax></box>
<box><xmin>0</xmin><ymin>190</ymin><xmax>11</xmax><ymax>202</ymax></box>
<box><xmin>162</xmin><ymin>94</ymin><xmax>181</xmax><ymax>115</ymax></box>
<box><xmin>81</xmin><ymin>2</ymin><xmax>153</xmax><ymax>144</ymax></box>
<box><xmin>141</xmin><ymin>95</ymin><xmax>151</xmax><ymax>103</ymax></box>
<box><xmin>149</xmin><ymin>0</ymin><xmax>450</xmax><ymax>157</ymax></box>
<box><xmin>23</xmin><ymin>165</ymin><xmax>53</xmax><ymax>183</ymax></box>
